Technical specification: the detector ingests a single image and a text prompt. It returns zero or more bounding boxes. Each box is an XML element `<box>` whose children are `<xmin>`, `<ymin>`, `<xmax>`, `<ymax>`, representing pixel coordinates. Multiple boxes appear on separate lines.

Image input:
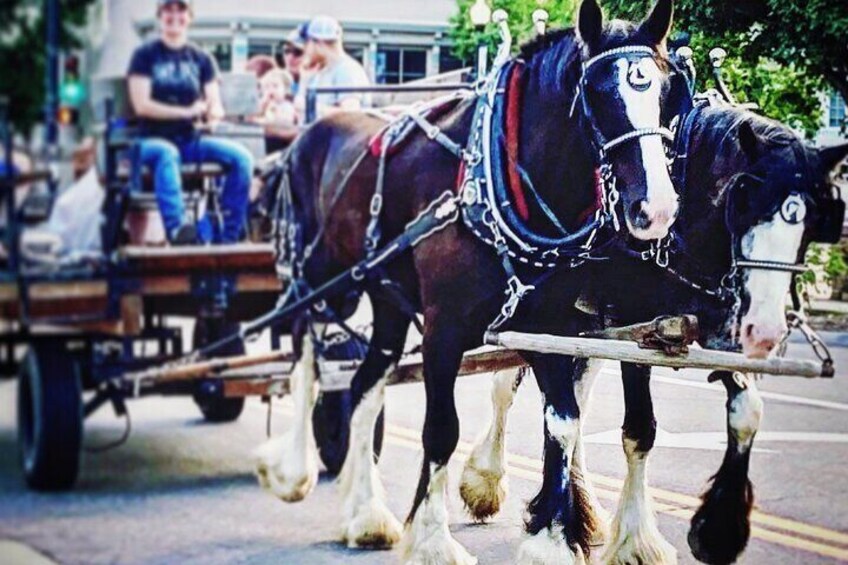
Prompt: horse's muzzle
<box><xmin>626</xmin><ymin>199</ymin><xmax>678</xmax><ymax>240</ymax></box>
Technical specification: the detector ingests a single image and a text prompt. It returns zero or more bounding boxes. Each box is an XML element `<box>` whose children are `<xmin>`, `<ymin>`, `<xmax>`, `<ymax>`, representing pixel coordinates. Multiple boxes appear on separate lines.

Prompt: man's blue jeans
<box><xmin>137</xmin><ymin>136</ymin><xmax>254</xmax><ymax>243</ymax></box>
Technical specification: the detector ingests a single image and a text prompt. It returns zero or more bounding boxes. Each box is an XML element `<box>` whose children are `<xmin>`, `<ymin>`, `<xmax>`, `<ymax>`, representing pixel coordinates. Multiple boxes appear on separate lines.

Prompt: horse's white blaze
<box><xmin>615</xmin><ymin>58</ymin><xmax>678</xmax><ymax>240</ymax></box>
<box><xmin>516</xmin><ymin>527</ymin><xmax>586</xmax><ymax>565</ymax></box>
<box><xmin>728</xmin><ymin>373</ymin><xmax>764</xmax><ymax>453</ymax></box>
<box><xmin>603</xmin><ymin>438</ymin><xmax>677</xmax><ymax>565</ymax></box>
<box><xmin>460</xmin><ymin>367</ymin><xmax>522</xmax><ymax>520</ymax></box>
<box><xmin>739</xmin><ymin>207</ymin><xmax>804</xmax><ymax>358</ymax></box>
<box><xmin>338</xmin><ymin>377</ymin><xmax>402</xmax><ymax>548</ymax></box>
<box><xmin>252</xmin><ymin>334</ymin><xmax>320</xmax><ymax>503</ymax></box>
<box><xmin>401</xmin><ymin>463</ymin><xmax>477</xmax><ymax>565</ymax></box>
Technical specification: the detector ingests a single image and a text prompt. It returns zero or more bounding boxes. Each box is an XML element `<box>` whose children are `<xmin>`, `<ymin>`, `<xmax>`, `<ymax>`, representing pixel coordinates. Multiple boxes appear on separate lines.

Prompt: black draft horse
<box><xmin>253</xmin><ymin>0</ymin><xmax>681</xmax><ymax>562</ymax></box>
<box><xmin>462</xmin><ymin>105</ymin><xmax>848</xmax><ymax>564</ymax></box>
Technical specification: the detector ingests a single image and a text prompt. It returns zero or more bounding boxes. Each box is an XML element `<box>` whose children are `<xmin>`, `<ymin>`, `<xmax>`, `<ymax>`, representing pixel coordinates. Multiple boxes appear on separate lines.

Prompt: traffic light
<box><xmin>60</xmin><ymin>54</ymin><xmax>86</xmax><ymax>108</ymax></box>
<box><xmin>59</xmin><ymin>54</ymin><xmax>85</xmax><ymax>127</ymax></box>
<box><xmin>57</xmin><ymin>106</ymin><xmax>79</xmax><ymax>126</ymax></box>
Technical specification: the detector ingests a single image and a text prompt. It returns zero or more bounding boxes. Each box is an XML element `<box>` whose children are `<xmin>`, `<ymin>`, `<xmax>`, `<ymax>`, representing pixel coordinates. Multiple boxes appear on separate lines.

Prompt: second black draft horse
<box><xmin>462</xmin><ymin>105</ymin><xmax>848</xmax><ymax>564</ymax></box>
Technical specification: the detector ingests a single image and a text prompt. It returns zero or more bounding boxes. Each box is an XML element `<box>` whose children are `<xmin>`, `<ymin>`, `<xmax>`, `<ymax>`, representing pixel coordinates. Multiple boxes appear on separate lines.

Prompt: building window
<box><xmin>439</xmin><ymin>51</ymin><xmax>466</xmax><ymax>74</ymax></box>
<box><xmin>376</xmin><ymin>47</ymin><xmax>427</xmax><ymax>84</ymax></box>
<box><xmin>201</xmin><ymin>42</ymin><xmax>232</xmax><ymax>72</ymax></box>
<box><xmin>831</xmin><ymin>90</ymin><xmax>846</xmax><ymax>128</ymax></box>
<box><xmin>248</xmin><ymin>42</ymin><xmax>274</xmax><ymax>59</ymax></box>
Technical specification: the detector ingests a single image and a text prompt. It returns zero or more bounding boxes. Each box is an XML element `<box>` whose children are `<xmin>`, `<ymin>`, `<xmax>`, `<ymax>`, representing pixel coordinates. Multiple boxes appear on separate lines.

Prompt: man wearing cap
<box><xmin>297</xmin><ymin>16</ymin><xmax>371</xmax><ymax>117</ymax></box>
<box><xmin>127</xmin><ymin>0</ymin><xmax>253</xmax><ymax>245</ymax></box>
<box><xmin>278</xmin><ymin>24</ymin><xmax>307</xmax><ymax>98</ymax></box>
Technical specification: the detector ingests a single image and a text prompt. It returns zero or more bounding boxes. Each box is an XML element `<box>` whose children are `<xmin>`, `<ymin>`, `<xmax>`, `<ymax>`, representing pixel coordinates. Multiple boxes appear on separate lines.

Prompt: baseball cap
<box><xmin>157</xmin><ymin>0</ymin><xmax>191</xmax><ymax>10</ymax></box>
<box><xmin>283</xmin><ymin>23</ymin><xmax>307</xmax><ymax>50</ymax></box>
<box><xmin>306</xmin><ymin>16</ymin><xmax>342</xmax><ymax>42</ymax></box>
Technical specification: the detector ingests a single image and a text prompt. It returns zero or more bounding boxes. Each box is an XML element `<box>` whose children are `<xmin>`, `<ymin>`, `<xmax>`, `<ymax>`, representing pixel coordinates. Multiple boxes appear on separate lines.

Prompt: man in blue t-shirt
<box><xmin>127</xmin><ymin>0</ymin><xmax>253</xmax><ymax>244</ymax></box>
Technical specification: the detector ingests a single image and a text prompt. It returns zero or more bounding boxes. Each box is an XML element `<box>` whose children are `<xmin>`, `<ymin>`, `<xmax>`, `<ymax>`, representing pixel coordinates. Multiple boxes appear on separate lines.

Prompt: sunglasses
<box><xmin>283</xmin><ymin>47</ymin><xmax>303</xmax><ymax>57</ymax></box>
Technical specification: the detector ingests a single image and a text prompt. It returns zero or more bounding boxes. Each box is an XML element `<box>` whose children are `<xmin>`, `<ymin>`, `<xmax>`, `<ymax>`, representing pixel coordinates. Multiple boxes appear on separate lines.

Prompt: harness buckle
<box><xmin>370</xmin><ymin>193</ymin><xmax>384</xmax><ymax>216</ymax></box>
<box><xmin>501</xmin><ymin>276</ymin><xmax>535</xmax><ymax>320</ymax></box>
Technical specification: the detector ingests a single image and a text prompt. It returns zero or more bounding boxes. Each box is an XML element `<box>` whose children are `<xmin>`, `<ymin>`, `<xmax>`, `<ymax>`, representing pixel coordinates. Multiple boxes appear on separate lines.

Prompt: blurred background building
<box><xmin>87</xmin><ymin>0</ymin><xmax>466</xmax><ymax>85</ymax></box>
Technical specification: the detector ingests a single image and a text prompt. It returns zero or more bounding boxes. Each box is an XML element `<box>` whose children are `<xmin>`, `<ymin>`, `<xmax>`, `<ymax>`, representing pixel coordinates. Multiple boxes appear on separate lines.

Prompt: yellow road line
<box><xmin>384</xmin><ymin>422</ymin><xmax>848</xmax><ymax>559</ymax></box>
<box><xmin>255</xmin><ymin>403</ymin><xmax>848</xmax><ymax>559</ymax></box>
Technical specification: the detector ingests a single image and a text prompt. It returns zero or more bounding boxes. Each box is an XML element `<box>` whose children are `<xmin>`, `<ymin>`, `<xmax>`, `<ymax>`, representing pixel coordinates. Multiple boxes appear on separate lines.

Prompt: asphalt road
<box><xmin>1</xmin><ymin>341</ymin><xmax>847</xmax><ymax>564</ymax></box>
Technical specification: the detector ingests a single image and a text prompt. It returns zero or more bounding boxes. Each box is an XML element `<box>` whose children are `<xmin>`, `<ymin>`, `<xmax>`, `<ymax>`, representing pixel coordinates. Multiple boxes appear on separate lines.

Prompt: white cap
<box><xmin>306</xmin><ymin>15</ymin><xmax>342</xmax><ymax>42</ymax></box>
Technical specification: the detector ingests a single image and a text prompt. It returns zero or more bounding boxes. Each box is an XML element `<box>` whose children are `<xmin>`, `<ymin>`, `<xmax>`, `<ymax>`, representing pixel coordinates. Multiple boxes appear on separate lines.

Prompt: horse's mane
<box><xmin>704</xmin><ymin>107</ymin><xmax>800</xmax><ymax>162</ymax></box>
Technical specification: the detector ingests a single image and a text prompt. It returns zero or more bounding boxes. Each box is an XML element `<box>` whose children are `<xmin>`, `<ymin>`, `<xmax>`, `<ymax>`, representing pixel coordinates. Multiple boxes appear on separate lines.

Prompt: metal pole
<box><xmin>44</xmin><ymin>0</ymin><xmax>60</xmax><ymax>149</ymax></box>
<box><xmin>476</xmin><ymin>43</ymin><xmax>488</xmax><ymax>79</ymax></box>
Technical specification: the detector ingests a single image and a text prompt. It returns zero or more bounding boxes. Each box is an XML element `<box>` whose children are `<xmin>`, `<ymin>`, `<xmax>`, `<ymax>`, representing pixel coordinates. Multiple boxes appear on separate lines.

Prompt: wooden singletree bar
<box><xmin>485</xmin><ymin>332</ymin><xmax>832</xmax><ymax>379</ymax></box>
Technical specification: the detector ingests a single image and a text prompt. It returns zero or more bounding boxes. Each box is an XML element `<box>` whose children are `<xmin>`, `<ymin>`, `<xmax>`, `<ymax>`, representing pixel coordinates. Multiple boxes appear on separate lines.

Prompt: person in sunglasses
<box><xmin>127</xmin><ymin>0</ymin><xmax>253</xmax><ymax>245</ymax></box>
<box><xmin>262</xmin><ymin>24</ymin><xmax>308</xmax><ymax>152</ymax></box>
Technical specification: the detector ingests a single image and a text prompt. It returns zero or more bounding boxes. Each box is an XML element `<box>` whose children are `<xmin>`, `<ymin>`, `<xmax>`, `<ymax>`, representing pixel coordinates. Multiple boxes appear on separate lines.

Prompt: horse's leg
<box><xmin>459</xmin><ymin>366</ymin><xmax>525</xmax><ymax>521</ymax></box>
<box><xmin>517</xmin><ymin>355</ymin><xmax>597</xmax><ymax>565</ymax></box>
<box><xmin>338</xmin><ymin>300</ymin><xmax>409</xmax><ymax>549</ymax></box>
<box><xmin>253</xmin><ymin>321</ymin><xmax>323</xmax><ymax>502</ymax></box>
<box><xmin>688</xmin><ymin>371</ymin><xmax>762</xmax><ymax>564</ymax></box>
<box><xmin>603</xmin><ymin>362</ymin><xmax>676</xmax><ymax>565</ymax></box>
<box><xmin>571</xmin><ymin>358</ymin><xmax>610</xmax><ymax>547</ymax></box>
<box><xmin>401</xmin><ymin>319</ymin><xmax>476</xmax><ymax>565</ymax></box>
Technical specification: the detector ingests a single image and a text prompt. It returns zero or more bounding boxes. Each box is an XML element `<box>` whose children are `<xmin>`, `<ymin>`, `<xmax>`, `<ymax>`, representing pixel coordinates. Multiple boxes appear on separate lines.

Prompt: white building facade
<box><xmin>88</xmin><ymin>0</ymin><xmax>465</xmax><ymax>84</ymax></box>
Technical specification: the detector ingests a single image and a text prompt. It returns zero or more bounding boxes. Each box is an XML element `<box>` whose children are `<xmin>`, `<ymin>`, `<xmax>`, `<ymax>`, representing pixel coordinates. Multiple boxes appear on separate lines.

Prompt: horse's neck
<box><xmin>517</xmin><ymin>74</ymin><xmax>597</xmax><ymax>229</ymax></box>
<box><xmin>676</xmin><ymin>123</ymin><xmax>742</xmax><ymax>274</ymax></box>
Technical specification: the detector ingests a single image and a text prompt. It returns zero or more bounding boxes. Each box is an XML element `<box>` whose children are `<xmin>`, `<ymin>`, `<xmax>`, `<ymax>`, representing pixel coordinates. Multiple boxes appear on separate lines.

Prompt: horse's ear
<box><xmin>738</xmin><ymin>121</ymin><xmax>762</xmax><ymax>164</ymax></box>
<box><xmin>639</xmin><ymin>0</ymin><xmax>674</xmax><ymax>46</ymax></box>
<box><xmin>577</xmin><ymin>0</ymin><xmax>604</xmax><ymax>50</ymax></box>
<box><xmin>818</xmin><ymin>142</ymin><xmax>848</xmax><ymax>174</ymax></box>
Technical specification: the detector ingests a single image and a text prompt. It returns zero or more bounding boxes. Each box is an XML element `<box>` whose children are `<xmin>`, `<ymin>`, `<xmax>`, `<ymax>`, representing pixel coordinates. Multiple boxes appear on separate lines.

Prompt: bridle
<box><xmin>576</xmin><ymin>45</ymin><xmax>676</xmax><ymax>160</ymax></box>
<box><xmin>572</xmin><ymin>45</ymin><xmax>677</xmax><ymax>231</ymax></box>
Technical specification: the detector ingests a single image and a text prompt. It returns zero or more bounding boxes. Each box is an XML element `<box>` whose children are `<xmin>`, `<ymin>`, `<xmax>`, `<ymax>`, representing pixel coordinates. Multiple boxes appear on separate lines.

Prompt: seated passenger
<box><xmin>126</xmin><ymin>0</ymin><xmax>253</xmax><ymax>245</ymax></box>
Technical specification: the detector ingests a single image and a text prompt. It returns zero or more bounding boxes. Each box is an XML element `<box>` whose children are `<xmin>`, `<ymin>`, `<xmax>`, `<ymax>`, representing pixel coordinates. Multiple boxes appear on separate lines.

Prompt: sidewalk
<box><xmin>0</xmin><ymin>540</ymin><xmax>56</xmax><ymax>565</ymax></box>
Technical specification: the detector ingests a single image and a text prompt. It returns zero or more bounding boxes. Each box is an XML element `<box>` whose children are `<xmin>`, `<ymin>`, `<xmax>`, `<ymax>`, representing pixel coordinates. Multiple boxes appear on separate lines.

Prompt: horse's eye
<box><xmin>627</xmin><ymin>60</ymin><xmax>652</xmax><ymax>91</ymax></box>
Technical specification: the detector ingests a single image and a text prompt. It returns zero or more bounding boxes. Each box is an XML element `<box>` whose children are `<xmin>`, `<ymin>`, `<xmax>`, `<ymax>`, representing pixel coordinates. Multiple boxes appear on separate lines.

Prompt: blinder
<box><xmin>811</xmin><ymin>186</ymin><xmax>845</xmax><ymax>244</ymax></box>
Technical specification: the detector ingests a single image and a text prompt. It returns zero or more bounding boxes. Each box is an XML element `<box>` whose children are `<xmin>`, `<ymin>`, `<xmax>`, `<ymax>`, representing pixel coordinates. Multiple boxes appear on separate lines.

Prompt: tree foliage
<box><xmin>448</xmin><ymin>0</ymin><xmax>845</xmax><ymax>138</ymax></box>
<box><xmin>449</xmin><ymin>0</ymin><xmax>578</xmax><ymax>63</ymax></box>
<box><xmin>0</xmin><ymin>0</ymin><xmax>96</xmax><ymax>136</ymax></box>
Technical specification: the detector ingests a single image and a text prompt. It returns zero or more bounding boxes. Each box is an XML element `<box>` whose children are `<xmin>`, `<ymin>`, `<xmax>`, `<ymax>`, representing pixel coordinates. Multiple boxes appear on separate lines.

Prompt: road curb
<box><xmin>0</xmin><ymin>540</ymin><xmax>57</xmax><ymax>565</ymax></box>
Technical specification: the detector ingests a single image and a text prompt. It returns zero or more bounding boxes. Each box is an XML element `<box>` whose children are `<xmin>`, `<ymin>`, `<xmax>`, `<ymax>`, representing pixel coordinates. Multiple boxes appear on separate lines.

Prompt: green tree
<box><xmin>0</xmin><ymin>0</ymin><xmax>96</xmax><ymax>136</ymax></box>
<box><xmin>604</xmin><ymin>0</ymin><xmax>846</xmax><ymax>134</ymax></box>
<box><xmin>449</xmin><ymin>0</ymin><xmax>578</xmax><ymax>64</ymax></box>
<box><xmin>448</xmin><ymin>0</ymin><xmax>841</xmax><ymax>137</ymax></box>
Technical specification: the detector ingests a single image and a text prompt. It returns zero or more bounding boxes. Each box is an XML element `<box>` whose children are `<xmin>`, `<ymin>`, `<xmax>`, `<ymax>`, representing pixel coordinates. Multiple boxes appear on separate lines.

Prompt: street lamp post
<box><xmin>532</xmin><ymin>9</ymin><xmax>549</xmax><ymax>36</ymax></box>
<box><xmin>469</xmin><ymin>0</ymin><xmax>492</xmax><ymax>79</ymax></box>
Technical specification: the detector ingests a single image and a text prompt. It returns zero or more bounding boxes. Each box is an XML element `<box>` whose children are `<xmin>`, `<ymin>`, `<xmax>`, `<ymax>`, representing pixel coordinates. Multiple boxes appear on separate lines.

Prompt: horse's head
<box><xmin>724</xmin><ymin>123</ymin><xmax>848</xmax><ymax>358</ymax></box>
<box><xmin>577</xmin><ymin>0</ymin><xmax>680</xmax><ymax>240</ymax></box>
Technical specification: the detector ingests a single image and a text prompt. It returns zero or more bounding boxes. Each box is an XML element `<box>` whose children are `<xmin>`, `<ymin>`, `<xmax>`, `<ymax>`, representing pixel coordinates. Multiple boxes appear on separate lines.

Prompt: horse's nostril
<box><xmin>744</xmin><ymin>324</ymin><xmax>755</xmax><ymax>339</ymax></box>
<box><xmin>629</xmin><ymin>201</ymin><xmax>651</xmax><ymax>229</ymax></box>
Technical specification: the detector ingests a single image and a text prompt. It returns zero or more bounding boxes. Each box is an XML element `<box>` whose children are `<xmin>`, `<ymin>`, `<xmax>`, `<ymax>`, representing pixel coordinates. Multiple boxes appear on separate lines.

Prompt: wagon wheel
<box><xmin>312</xmin><ymin>390</ymin><xmax>384</xmax><ymax>476</ymax></box>
<box><xmin>192</xmin><ymin>317</ymin><xmax>245</xmax><ymax>423</ymax></box>
<box><xmin>17</xmin><ymin>341</ymin><xmax>83</xmax><ymax>491</ymax></box>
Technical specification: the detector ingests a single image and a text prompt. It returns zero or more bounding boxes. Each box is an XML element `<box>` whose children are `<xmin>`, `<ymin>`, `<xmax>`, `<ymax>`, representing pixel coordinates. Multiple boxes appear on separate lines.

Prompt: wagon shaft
<box><xmin>485</xmin><ymin>331</ymin><xmax>833</xmax><ymax>379</ymax></box>
<box><xmin>581</xmin><ymin>315</ymin><xmax>700</xmax><ymax>355</ymax></box>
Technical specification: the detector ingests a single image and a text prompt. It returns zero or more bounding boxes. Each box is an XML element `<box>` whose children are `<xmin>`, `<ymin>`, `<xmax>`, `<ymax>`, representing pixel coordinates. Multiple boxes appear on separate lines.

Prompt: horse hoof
<box><xmin>687</xmin><ymin>513</ymin><xmax>748</xmax><ymax>565</ymax></box>
<box><xmin>252</xmin><ymin>435</ymin><xmax>318</xmax><ymax>503</ymax></box>
<box><xmin>459</xmin><ymin>459</ymin><xmax>508</xmax><ymax>521</ymax></box>
<box><xmin>516</xmin><ymin>528</ymin><xmax>586</xmax><ymax>565</ymax></box>
<box><xmin>400</xmin><ymin>524</ymin><xmax>478</xmax><ymax>565</ymax></box>
<box><xmin>602</xmin><ymin>525</ymin><xmax>677</xmax><ymax>565</ymax></box>
<box><xmin>341</xmin><ymin>498</ymin><xmax>403</xmax><ymax>549</ymax></box>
